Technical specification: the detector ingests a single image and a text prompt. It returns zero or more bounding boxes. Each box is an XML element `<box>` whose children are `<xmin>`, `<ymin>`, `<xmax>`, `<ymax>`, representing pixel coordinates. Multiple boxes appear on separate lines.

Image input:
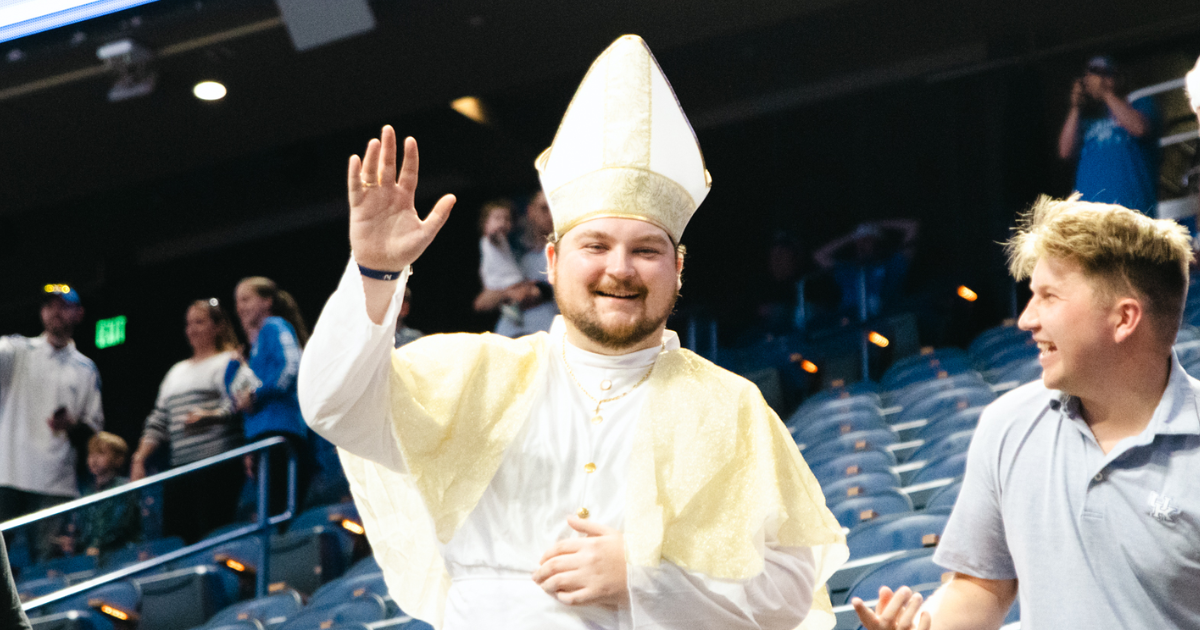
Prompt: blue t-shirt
<box><xmin>1074</xmin><ymin>96</ymin><xmax>1160</xmax><ymax>215</ymax></box>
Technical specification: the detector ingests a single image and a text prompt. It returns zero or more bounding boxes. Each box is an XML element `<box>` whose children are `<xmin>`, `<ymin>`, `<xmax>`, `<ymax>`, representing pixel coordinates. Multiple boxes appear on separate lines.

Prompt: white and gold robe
<box><xmin>298</xmin><ymin>259</ymin><xmax>847</xmax><ymax>630</ymax></box>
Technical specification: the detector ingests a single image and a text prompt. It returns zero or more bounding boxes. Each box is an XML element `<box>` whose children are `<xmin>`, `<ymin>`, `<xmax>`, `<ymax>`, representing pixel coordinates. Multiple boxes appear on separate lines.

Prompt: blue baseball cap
<box><xmin>42</xmin><ymin>284</ymin><xmax>81</xmax><ymax>306</ymax></box>
<box><xmin>1085</xmin><ymin>55</ymin><xmax>1118</xmax><ymax>76</ymax></box>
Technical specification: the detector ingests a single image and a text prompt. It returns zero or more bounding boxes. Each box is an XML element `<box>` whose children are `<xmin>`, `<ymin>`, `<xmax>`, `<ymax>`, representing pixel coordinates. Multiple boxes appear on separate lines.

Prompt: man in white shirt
<box><xmin>0</xmin><ymin>284</ymin><xmax>104</xmax><ymax>559</ymax></box>
<box><xmin>300</xmin><ymin>35</ymin><xmax>846</xmax><ymax>630</ymax></box>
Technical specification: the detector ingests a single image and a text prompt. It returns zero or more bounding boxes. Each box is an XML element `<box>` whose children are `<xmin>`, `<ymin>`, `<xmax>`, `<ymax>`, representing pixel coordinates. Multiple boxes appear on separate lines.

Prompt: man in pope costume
<box><xmin>298</xmin><ymin>35</ymin><xmax>847</xmax><ymax>629</ymax></box>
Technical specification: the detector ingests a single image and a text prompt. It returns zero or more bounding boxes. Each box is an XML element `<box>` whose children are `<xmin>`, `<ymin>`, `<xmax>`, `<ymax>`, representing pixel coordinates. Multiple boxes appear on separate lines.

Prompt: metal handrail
<box><xmin>1123</xmin><ymin>76</ymin><xmax>1200</xmax><ymax>149</ymax></box>
<box><xmin>9</xmin><ymin>436</ymin><xmax>297</xmax><ymax>611</ymax></box>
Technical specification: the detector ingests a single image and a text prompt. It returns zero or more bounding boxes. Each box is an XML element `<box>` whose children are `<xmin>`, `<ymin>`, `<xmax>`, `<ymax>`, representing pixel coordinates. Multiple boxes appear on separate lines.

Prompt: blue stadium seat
<box><xmin>969</xmin><ymin>326</ymin><xmax>1032</xmax><ymax>370</ymax></box>
<box><xmin>925</xmin><ymin>480</ymin><xmax>963</xmax><ymax>511</ymax></box>
<box><xmin>29</xmin><ymin>610</ymin><xmax>115</xmax><ymax>630</ymax></box>
<box><xmin>802</xmin><ymin>430</ymin><xmax>899</xmax><ymax>466</ymax></box>
<box><xmin>894</xmin><ymin>387</ymin><xmax>995</xmax><ymax>425</ymax></box>
<box><xmin>795</xmin><ymin>382</ymin><xmax>881</xmax><ymax>412</ymax></box>
<box><xmin>342</xmin><ymin>555</ymin><xmax>381</xmax><ymax>579</ymax></box>
<box><xmin>49</xmin><ymin>581</ymin><xmax>140</xmax><ymax>618</ymax></box>
<box><xmin>176</xmin><ymin>526</ymin><xmax>348</xmax><ymax>596</ymax></box>
<box><xmin>885</xmin><ymin>349</ymin><xmax>968</xmax><ymax>379</ymax></box>
<box><xmin>788</xmin><ymin>398</ymin><xmax>882</xmax><ymax>431</ymax></box>
<box><xmin>1176</xmin><ymin>325</ymin><xmax>1200</xmax><ymax>344</ymax></box>
<box><xmin>885</xmin><ymin>371</ymin><xmax>989</xmax><ymax>410</ymax></box>
<box><xmin>275</xmin><ymin>594</ymin><xmax>388</xmax><ymax>630</ymax></box>
<box><xmin>916</xmin><ymin>407</ymin><xmax>984</xmax><ymax>443</ymax></box>
<box><xmin>908</xmin><ymin>452</ymin><xmax>969</xmax><ymax>486</ymax></box>
<box><xmin>268</xmin><ymin>526</ymin><xmax>349</xmax><ymax>595</ymax></box>
<box><xmin>308</xmin><ymin>573</ymin><xmax>390</xmax><ymax>611</ymax></box>
<box><xmin>809</xmin><ymin>450</ymin><xmax>897</xmax><ymax>486</ymax></box>
<box><xmin>205</xmin><ymin>589</ymin><xmax>304</xmax><ymax>628</ymax></box>
<box><xmin>17</xmin><ymin>575</ymin><xmax>69</xmax><ymax>602</ymax></box>
<box><xmin>983</xmin><ymin>339</ymin><xmax>1039</xmax><ymax>371</ymax></box>
<box><xmin>792</xmin><ymin>410</ymin><xmax>890</xmax><ymax>444</ymax></box>
<box><xmin>987</xmin><ymin>356</ymin><xmax>1042</xmax><ymax>385</ymax></box>
<box><xmin>203</xmin><ymin>622</ymin><xmax>266</xmax><ymax>630</ymax></box>
<box><xmin>290</xmin><ymin>503</ymin><xmax>365</xmax><ymax>563</ymax></box>
<box><xmin>135</xmin><ymin>565</ymin><xmax>240</xmax><ymax>630</ymax></box>
<box><xmin>881</xmin><ymin>355</ymin><xmax>971</xmax><ymax>392</ymax></box>
<box><xmin>845</xmin><ymin>509</ymin><xmax>952</xmax><ymax>559</ymax></box>
<box><xmin>828</xmin><ymin>489</ymin><xmax>913</xmax><ymax>528</ymax></box>
<box><xmin>100</xmin><ymin>537</ymin><xmax>185</xmax><ymax>570</ymax></box>
<box><xmin>845</xmin><ymin>548</ymin><xmax>946</xmax><ymax>605</ymax></box>
<box><xmin>821</xmin><ymin>472</ymin><xmax>902</xmax><ymax>504</ymax></box>
<box><xmin>22</xmin><ymin>555</ymin><xmax>99</xmax><ymax>582</ymax></box>
<box><xmin>908</xmin><ymin>430</ymin><xmax>975</xmax><ymax>465</ymax></box>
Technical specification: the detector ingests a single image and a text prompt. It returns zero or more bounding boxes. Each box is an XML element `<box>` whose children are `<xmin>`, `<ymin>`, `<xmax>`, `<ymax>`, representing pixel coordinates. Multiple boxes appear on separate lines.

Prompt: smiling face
<box><xmin>185</xmin><ymin>304</ymin><xmax>218</xmax><ymax>355</ymax></box>
<box><xmin>1018</xmin><ymin>256</ymin><xmax>1120</xmax><ymax>395</ymax></box>
<box><xmin>548</xmin><ymin>218</ymin><xmax>682</xmax><ymax>354</ymax></box>
<box><xmin>235</xmin><ymin>283</ymin><xmax>272</xmax><ymax>333</ymax></box>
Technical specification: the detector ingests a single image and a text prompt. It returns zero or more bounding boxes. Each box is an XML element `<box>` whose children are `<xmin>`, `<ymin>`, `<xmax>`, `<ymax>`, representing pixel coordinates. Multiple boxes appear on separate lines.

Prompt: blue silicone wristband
<box><xmin>358</xmin><ymin>264</ymin><xmax>409</xmax><ymax>281</ymax></box>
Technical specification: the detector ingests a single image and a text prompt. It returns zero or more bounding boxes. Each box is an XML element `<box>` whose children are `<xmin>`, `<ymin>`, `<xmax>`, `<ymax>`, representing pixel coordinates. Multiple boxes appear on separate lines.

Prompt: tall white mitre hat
<box><xmin>535</xmin><ymin>34</ymin><xmax>712</xmax><ymax>244</ymax></box>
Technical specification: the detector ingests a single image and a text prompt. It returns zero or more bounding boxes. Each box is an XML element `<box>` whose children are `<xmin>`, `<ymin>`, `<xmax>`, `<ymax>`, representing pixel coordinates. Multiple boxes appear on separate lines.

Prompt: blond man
<box><xmin>855</xmin><ymin>195</ymin><xmax>1200</xmax><ymax>629</ymax></box>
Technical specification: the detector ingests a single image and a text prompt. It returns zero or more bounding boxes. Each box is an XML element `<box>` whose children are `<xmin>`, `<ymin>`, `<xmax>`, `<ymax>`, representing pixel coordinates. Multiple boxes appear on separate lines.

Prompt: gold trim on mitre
<box><xmin>536</xmin><ymin>34</ymin><xmax>711</xmax><ymax>243</ymax></box>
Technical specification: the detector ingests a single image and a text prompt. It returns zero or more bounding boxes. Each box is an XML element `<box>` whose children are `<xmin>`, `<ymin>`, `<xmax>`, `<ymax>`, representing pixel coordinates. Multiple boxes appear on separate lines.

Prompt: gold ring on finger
<box><xmin>361</xmin><ymin>178</ymin><xmax>381</xmax><ymax>188</ymax></box>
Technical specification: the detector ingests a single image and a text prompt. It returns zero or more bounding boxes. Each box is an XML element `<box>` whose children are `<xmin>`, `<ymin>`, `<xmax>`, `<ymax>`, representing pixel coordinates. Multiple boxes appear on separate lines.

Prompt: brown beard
<box><xmin>556</xmin><ymin>279</ymin><xmax>678</xmax><ymax>351</ymax></box>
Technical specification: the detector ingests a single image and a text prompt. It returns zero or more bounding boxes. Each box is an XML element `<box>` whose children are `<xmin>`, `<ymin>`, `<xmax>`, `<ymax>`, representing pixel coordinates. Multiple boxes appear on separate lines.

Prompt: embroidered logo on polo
<box><xmin>1147</xmin><ymin>492</ymin><xmax>1180</xmax><ymax>523</ymax></box>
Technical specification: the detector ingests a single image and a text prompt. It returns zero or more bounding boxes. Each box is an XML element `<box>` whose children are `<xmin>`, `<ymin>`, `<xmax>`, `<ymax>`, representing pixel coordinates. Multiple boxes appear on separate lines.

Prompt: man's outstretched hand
<box><xmin>852</xmin><ymin>586</ymin><xmax>931</xmax><ymax>630</ymax></box>
<box><xmin>348</xmin><ymin>126</ymin><xmax>456</xmax><ymax>273</ymax></box>
<box><xmin>533</xmin><ymin>517</ymin><xmax>629</xmax><ymax>609</ymax></box>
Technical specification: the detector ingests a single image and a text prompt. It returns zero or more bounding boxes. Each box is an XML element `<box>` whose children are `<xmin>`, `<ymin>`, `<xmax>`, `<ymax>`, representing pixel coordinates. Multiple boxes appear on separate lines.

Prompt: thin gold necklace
<box><xmin>560</xmin><ymin>331</ymin><xmax>663</xmax><ymax>425</ymax></box>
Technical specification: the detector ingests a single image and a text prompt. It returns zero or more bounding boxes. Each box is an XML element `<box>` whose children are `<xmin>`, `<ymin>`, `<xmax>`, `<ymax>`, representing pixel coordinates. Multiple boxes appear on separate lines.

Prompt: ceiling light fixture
<box><xmin>193</xmin><ymin>80</ymin><xmax>226</xmax><ymax>101</ymax></box>
<box><xmin>451</xmin><ymin>96</ymin><xmax>488</xmax><ymax>124</ymax></box>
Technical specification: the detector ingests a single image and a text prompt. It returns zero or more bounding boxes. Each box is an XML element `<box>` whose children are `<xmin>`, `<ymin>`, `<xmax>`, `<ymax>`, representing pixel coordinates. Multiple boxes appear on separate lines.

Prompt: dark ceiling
<box><xmin>5</xmin><ymin>0</ymin><xmax>1200</xmax><ymax>215</ymax></box>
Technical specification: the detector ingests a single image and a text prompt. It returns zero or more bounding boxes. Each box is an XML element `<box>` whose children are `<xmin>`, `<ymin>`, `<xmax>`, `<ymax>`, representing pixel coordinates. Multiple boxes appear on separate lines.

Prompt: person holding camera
<box><xmin>1057</xmin><ymin>55</ymin><xmax>1160</xmax><ymax>215</ymax></box>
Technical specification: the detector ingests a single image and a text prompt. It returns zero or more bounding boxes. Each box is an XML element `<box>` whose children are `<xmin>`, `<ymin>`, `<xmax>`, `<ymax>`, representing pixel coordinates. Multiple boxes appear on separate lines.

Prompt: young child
<box><xmin>477</xmin><ymin>199</ymin><xmax>526</xmax><ymax>327</ymax></box>
<box><xmin>54</xmin><ymin>432</ymin><xmax>141</xmax><ymax>558</ymax></box>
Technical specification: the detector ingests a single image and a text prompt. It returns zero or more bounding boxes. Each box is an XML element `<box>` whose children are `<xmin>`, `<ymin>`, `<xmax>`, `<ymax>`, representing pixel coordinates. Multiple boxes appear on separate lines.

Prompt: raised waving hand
<box><xmin>348</xmin><ymin>125</ymin><xmax>456</xmax><ymax>273</ymax></box>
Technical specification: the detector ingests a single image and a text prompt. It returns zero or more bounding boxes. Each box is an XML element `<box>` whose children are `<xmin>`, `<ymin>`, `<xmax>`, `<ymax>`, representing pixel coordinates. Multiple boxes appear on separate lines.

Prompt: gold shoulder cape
<box><xmin>338</xmin><ymin>331</ymin><xmax>847</xmax><ymax>629</ymax></box>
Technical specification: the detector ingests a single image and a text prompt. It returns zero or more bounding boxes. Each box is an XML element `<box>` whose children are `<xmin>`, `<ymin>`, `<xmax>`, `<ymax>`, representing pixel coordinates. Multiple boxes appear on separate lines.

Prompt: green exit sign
<box><xmin>95</xmin><ymin>316</ymin><xmax>127</xmax><ymax>349</ymax></box>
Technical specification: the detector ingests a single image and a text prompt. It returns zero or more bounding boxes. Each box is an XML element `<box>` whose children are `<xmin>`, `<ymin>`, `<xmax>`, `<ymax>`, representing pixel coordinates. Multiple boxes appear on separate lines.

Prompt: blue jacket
<box><xmin>245</xmin><ymin>316</ymin><xmax>307</xmax><ymax>440</ymax></box>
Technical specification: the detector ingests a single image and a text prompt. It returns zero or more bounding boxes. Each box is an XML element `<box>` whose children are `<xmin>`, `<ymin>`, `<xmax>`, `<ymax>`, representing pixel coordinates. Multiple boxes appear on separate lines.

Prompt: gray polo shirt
<box><xmin>933</xmin><ymin>354</ymin><xmax>1200</xmax><ymax>629</ymax></box>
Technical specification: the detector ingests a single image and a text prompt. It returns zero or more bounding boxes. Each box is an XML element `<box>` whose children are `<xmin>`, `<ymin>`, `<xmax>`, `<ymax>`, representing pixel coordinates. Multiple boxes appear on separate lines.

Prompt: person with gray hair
<box><xmin>855</xmin><ymin>194</ymin><xmax>1199</xmax><ymax>629</ymax></box>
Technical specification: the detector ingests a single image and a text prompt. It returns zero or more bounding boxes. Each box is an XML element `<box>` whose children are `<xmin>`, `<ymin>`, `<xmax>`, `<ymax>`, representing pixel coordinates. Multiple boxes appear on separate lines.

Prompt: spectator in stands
<box><xmin>814</xmin><ymin>219</ymin><xmax>919</xmax><ymax>319</ymax></box>
<box><xmin>1057</xmin><ymin>55</ymin><xmax>1160</xmax><ymax>215</ymax></box>
<box><xmin>300</xmin><ymin>34</ymin><xmax>845</xmax><ymax>629</ymax></box>
<box><xmin>855</xmin><ymin>194</ymin><xmax>1199</xmax><ymax>629</ymax></box>
<box><xmin>394</xmin><ymin>287</ymin><xmax>423</xmax><ymax>348</ymax></box>
<box><xmin>0</xmin><ymin>284</ymin><xmax>103</xmax><ymax>561</ymax></box>
<box><xmin>53</xmin><ymin>432</ymin><xmax>140</xmax><ymax>559</ymax></box>
<box><xmin>129</xmin><ymin>299</ymin><xmax>250</xmax><ymax>543</ymax></box>
<box><xmin>476</xmin><ymin>199</ymin><xmax>527</xmax><ymax>333</ymax></box>
<box><xmin>234</xmin><ymin>277</ymin><xmax>313</xmax><ymax>517</ymax></box>
<box><xmin>473</xmin><ymin>192</ymin><xmax>559</xmax><ymax>336</ymax></box>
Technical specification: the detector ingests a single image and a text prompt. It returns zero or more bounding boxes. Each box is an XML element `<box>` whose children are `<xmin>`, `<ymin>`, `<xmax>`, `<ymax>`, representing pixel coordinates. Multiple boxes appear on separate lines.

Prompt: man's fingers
<box><xmin>420</xmin><ymin>194</ymin><xmax>456</xmax><ymax>236</ymax></box>
<box><xmin>568</xmin><ymin>515</ymin><xmax>615</xmax><ymax>537</ymax></box>
<box><xmin>361</xmin><ymin>138</ymin><xmax>381</xmax><ymax>185</ymax></box>
<box><xmin>878</xmin><ymin>586</ymin><xmax>911</xmax><ymax>626</ymax></box>
<box><xmin>918</xmin><ymin>610</ymin><xmax>932</xmax><ymax>630</ymax></box>
<box><xmin>347</xmin><ymin>154</ymin><xmax>363</xmax><ymax>198</ymax></box>
<box><xmin>539</xmin><ymin>537</ymin><xmax>585</xmax><ymax>564</ymax></box>
<box><xmin>850</xmin><ymin>598</ymin><xmax>883</xmax><ymax>630</ymax></box>
<box><xmin>896</xmin><ymin>592</ymin><xmax>925</xmax><ymax>629</ymax></box>
<box><xmin>556</xmin><ymin>586</ymin><xmax>593</xmax><ymax>606</ymax></box>
<box><xmin>533</xmin><ymin>554</ymin><xmax>580</xmax><ymax>584</ymax></box>
<box><xmin>538</xmin><ymin>569</ymin><xmax>584</xmax><ymax>596</ymax></box>
<box><xmin>378</xmin><ymin>125</ymin><xmax>398</xmax><ymax>185</ymax></box>
<box><xmin>397</xmin><ymin>136</ymin><xmax>419</xmax><ymax>192</ymax></box>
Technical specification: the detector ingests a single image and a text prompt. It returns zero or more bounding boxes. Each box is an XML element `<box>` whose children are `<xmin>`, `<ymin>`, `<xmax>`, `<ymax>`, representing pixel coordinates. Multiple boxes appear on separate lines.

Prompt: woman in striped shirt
<box><xmin>130</xmin><ymin>299</ymin><xmax>253</xmax><ymax>544</ymax></box>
